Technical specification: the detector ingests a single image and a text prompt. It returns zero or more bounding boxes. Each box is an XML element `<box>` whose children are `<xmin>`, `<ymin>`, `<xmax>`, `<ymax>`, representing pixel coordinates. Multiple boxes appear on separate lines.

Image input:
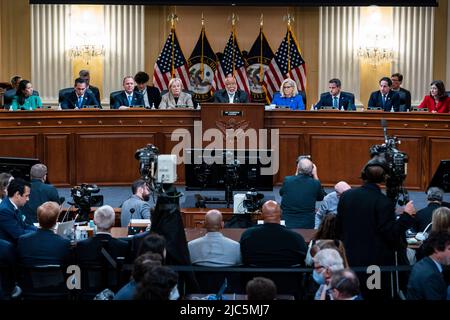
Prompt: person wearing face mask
<box><xmin>120</xmin><ymin>179</ymin><xmax>152</xmax><ymax>227</ymax></box>
<box><xmin>312</xmin><ymin>248</ymin><xmax>345</xmax><ymax>300</ymax></box>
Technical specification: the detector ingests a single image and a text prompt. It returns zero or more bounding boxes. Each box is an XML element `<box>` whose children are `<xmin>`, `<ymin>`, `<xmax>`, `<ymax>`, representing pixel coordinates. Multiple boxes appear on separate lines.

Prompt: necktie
<box><xmin>383</xmin><ymin>95</ymin><xmax>387</xmax><ymax>106</ymax></box>
<box><xmin>78</xmin><ymin>96</ymin><xmax>83</xmax><ymax>108</ymax></box>
<box><xmin>333</xmin><ymin>96</ymin><xmax>338</xmax><ymax>108</ymax></box>
<box><xmin>128</xmin><ymin>95</ymin><xmax>133</xmax><ymax>106</ymax></box>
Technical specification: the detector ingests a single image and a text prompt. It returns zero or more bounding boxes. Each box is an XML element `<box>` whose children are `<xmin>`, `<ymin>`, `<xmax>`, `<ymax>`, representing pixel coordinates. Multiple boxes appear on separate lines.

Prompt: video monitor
<box><xmin>428</xmin><ymin>159</ymin><xmax>450</xmax><ymax>192</ymax></box>
<box><xmin>0</xmin><ymin>157</ymin><xmax>41</xmax><ymax>181</ymax></box>
<box><xmin>185</xmin><ymin>149</ymin><xmax>273</xmax><ymax>191</ymax></box>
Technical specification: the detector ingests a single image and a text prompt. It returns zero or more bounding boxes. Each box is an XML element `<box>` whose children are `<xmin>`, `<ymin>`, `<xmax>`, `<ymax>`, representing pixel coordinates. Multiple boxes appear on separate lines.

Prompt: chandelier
<box><xmin>68</xmin><ymin>44</ymin><xmax>105</xmax><ymax>64</ymax></box>
<box><xmin>358</xmin><ymin>34</ymin><xmax>394</xmax><ymax>67</ymax></box>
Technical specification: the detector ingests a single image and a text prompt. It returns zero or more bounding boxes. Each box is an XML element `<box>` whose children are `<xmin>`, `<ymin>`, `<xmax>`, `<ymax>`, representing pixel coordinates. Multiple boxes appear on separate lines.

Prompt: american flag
<box><xmin>264</xmin><ymin>28</ymin><xmax>307</xmax><ymax>100</ymax></box>
<box><xmin>153</xmin><ymin>29</ymin><xmax>190</xmax><ymax>91</ymax></box>
<box><xmin>216</xmin><ymin>31</ymin><xmax>250</xmax><ymax>96</ymax></box>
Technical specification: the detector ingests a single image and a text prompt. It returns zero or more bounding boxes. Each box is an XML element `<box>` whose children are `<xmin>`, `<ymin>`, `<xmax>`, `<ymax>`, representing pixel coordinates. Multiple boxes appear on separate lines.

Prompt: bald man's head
<box><xmin>204</xmin><ymin>209</ymin><xmax>223</xmax><ymax>232</ymax></box>
<box><xmin>334</xmin><ymin>181</ymin><xmax>351</xmax><ymax>196</ymax></box>
<box><xmin>261</xmin><ymin>200</ymin><xmax>281</xmax><ymax>224</ymax></box>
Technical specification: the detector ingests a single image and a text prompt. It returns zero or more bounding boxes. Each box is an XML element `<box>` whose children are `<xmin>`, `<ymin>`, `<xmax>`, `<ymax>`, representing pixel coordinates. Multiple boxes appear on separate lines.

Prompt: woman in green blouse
<box><xmin>10</xmin><ymin>80</ymin><xmax>42</xmax><ymax>111</ymax></box>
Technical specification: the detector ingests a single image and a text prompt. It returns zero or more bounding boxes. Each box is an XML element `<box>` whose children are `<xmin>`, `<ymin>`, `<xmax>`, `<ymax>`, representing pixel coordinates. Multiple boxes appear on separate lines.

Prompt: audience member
<box><xmin>112</xmin><ymin>76</ymin><xmax>144</xmax><ymax>109</ymax></box>
<box><xmin>76</xmin><ymin>205</ymin><xmax>129</xmax><ymax>265</ymax></box>
<box><xmin>413</xmin><ymin>187</ymin><xmax>444</xmax><ymax>232</ymax></box>
<box><xmin>407</xmin><ymin>231</ymin><xmax>450</xmax><ymax>300</ymax></box>
<box><xmin>0</xmin><ymin>173</ymin><xmax>13</xmax><ymax>203</ymax></box>
<box><xmin>114</xmin><ymin>252</ymin><xmax>162</xmax><ymax>300</ymax></box>
<box><xmin>367</xmin><ymin>77</ymin><xmax>400</xmax><ymax>112</ymax></box>
<box><xmin>336</xmin><ymin>158</ymin><xmax>415</xmax><ymax>299</ymax></box>
<box><xmin>418</xmin><ymin>80</ymin><xmax>450</xmax><ymax>113</ymax></box>
<box><xmin>213</xmin><ymin>75</ymin><xmax>249</xmax><ymax>104</ymax></box>
<box><xmin>60</xmin><ymin>78</ymin><xmax>99</xmax><ymax>109</ymax></box>
<box><xmin>240</xmin><ymin>200</ymin><xmax>307</xmax><ymax>267</ymax></box>
<box><xmin>313</xmin><ymin>78</ymin><xmax>355</xmax><ymax>110</ymax></box>
<box><xmin>246</xmin><ymin>277</ymin><xmax>277</xmax><ymax>300</ymax></box>
<box><xmin>134</xmin><ymin>71</ymin><xmax>161</xmax><ymax>108</ymax></box>
<box><xmin>134</xmin><ymin>265</ymin><xmax>179</xmax><ymax>300</ymax></box>
<box><xmin>17</xmin><ymin>201</ymin><xmax>71</xmax><ymax>266</ymax></box>
<box><xmin>390</xmin><ymin>73</ymin><xmax>411</xmax><ymax>111</ymax></box>
<box><xmin>135</xmin><ymin>233</ymin><xmax>166</xmax><ymax>259</ymax></box>
<box><xmin>159</xmin><ymin>78</ymin><xmax>193</xmax><ymax>109</ymax></box>
<box><xmin>315</xmin><ymin>181</ymin><xmax>351</xmax><ymax>228</ymax></box>
<box><xmin>120</xmin><ymin>179</ymin><xmax>152</xmax><ymax>227</ymax></box>
<box><xmin>314</xmin><ymin>215</ymin><xmax>339</xmax><ymax>241</ymax></box>
<box><xmin>188</xmin><ymin>209</ymin><xmax>242</xmax><ymax>267</ymax></box>
<box><xmin>329</xmin><ymin>269</ymin><xmax>362</xmax><ymax>300</ymax></box>
<box><xmin>312</xmin><ymin>248</ymin><xmax>345</xmax><ymax>300</ymax></box>
<box><xmin>21</xmin><ymin>164</ymin><xmax>60</xmax><ymax>224</ymax></box>
<box><xmin>431</xmin><ymin>207</ymin><xmax>450</xmax><ymax>233</ymax></box>
<box><xmin>79</xmin><ymin>69</ymin><xmax>101</xmax><ymax>106</ymax></box>
<box><xmin>10</xmin><ymin>80</ymin><xmax>42</xmax><ymax>111</ymax></box>
<box><xmin>3</xmin><ymin>75</ymin><xmax>22</xmax><ymax>109</ymax></box>
<box><xmin>280</xmin><ymin>156</ymin><xmax>326</xmax><ymax>228</ymax></box>
<box><xmin>271</xmin><ymin>78</ymin><xmax>305</xmax><ymax>110</ymax></box>
<box><xmin>0</xmin><ymin>178</ymin><xmax>36</xmax><ymax>244</ymax></box>
<box><xmin>312</xmin><ymin>239</ymin><xmax>349</xmax><ymax>268</ymax></box>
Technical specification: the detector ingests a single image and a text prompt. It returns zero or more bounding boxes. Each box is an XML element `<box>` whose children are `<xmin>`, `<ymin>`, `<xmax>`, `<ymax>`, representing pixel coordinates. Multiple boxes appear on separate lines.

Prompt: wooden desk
<box><xmin>0</xmin><ymin>109</ymin><xmax>449</xmax><ymax>189</ymax></box>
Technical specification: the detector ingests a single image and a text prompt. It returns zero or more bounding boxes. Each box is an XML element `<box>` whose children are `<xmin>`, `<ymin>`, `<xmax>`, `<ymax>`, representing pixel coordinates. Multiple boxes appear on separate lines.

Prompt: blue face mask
<box><xmin>313</xmin><ymin>269</ymin><xmax>326</xmax><ymax>285</ymax></box>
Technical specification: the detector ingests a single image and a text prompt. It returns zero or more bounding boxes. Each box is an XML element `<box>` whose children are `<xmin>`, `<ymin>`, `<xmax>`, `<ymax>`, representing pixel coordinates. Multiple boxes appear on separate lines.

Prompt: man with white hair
<box><xmin>312</xmin><ymin>248</ymin><xmax>345</xmax><ymax>300</ymax></box>
<box><xmin>22</xmin><ymin>163</ymin><xmax>60</xmax><ymax>224</ymax></box>
<box><xmin>315</xmin><ymin>181</ymin><xmax>351</xmax><ymax>229</ymax></box>
<box><xmin>280</xmin><ymin>156</ymin><xmax>326</xmax><ymax>228</ymax></box>
<box><xmin>413</xmin><ymin>187</ymin><xmax>444</xmax><ymax>232</ymax></box>
<box><xmin>76</xmin><ymin>205</ymin><xmax>129</xmax><ymax>266</ymax></box>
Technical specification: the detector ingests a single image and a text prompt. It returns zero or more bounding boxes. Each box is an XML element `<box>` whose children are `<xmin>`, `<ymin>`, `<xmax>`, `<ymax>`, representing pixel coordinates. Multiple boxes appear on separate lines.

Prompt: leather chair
<box><xmin>58</xmin><ymin>87</ymin><xmax>73</xmax><ymax>104</ymax></box>
<box><xmin>109</xmin><ymin>90</ymin><xmax>123</xmax><ymax>108</ymax></box>
<box><xmin>17</xmin><ymin>265</ymin><xmax>69</xmax><ymax>300</ymax></box>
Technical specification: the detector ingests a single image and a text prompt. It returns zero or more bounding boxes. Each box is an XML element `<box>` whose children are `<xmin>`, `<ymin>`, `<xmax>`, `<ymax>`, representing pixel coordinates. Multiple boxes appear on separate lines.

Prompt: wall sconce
<box><xmin>68</xmin><ymin>44</ymin><xmax>105</xmax><ymax>65</ymax></box>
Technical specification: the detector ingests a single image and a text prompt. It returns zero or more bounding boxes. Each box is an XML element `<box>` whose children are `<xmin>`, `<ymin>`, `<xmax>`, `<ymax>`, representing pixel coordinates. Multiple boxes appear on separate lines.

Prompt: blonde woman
<box><xmin>431</xmin><ymin>207</ymin><xmax>450</xmax><ymax>232</ymax></box>
<box><xmin>271</xmin><ymin>78</ymin><xmax>305</xmax><ymax>110</ymax></box>
<box><xmin>159</xmin><ymin>78</ymin><xmax>194</xmax><ymax>109</ymax></box>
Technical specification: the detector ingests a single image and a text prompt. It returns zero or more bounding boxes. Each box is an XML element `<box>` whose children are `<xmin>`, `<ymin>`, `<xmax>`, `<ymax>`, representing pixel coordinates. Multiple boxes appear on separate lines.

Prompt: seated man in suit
<box><xmin>240</xmin><ymin>200</ymin><xmax>307</xmax><ymax>267</ymax></box>
<box><xmin>367</xmin><ymin>77</ymin><xmax>401</xmax><ymax>112</ymax></box>
<box><xmin>60</xmin><ymin>78</ymin><xmax>99</xmax><ymax>109</ymax></box>
<box><xmin>313</xmin><ymin>78</ymin><xmax>355</xmax><ymax>110</ymax></box>
<box><xmin>17</xmin><ymin>201</ymin><xmax>71</xmax><ymax>266</ymax></box>
<box><xmin>79</xmin><ymin>69</ymin><xmax>101</xmax><ymax>107</ymax></box>
<box><xmin>188</xmin><ymin>209</ymin><xmax>241</xmax><ymax>267</ymax></box>
<box><xmin>76</xmin><ymin>205</ymin><xmax>129</xmax><ymax>266</ymax></box>
<box><xmin>112</xmin><ymin>76</ymin><xmax>145</xmax><ymax>110</ymax></box>
<box><xmin>407</xmin><ymin>231</ymin><xmax>450</xmax><ymax>300</ymax></box>
<box><xmin>391</xmin><ymin>73</ymin><xmax>411</xmax><ymax>111</ymax></box>
<box><xmin>0</xmin><ymin>178</ymin><xmax>36</xmax><ymax>244</ymax></box>
<box><xmin>213</xmin><ymin>75</ymin><xmax>249</xmax><ymax>104</ymax></box>
<box><xmin>134</xmin><ymin>71</ymin><xmax>161</xmax><ymax>109</ymax></box>
<box><xmin>21</xmin><ymin>163</ymin><xmax>61</xmax><ymax>224</ymax></box>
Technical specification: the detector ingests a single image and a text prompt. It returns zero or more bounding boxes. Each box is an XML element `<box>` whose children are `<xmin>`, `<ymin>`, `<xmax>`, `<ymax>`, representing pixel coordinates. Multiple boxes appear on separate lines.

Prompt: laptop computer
<box><xmin>56</xmin><ymin>220</ymin><xmax>75</xmax><ymax>239</ymax></box>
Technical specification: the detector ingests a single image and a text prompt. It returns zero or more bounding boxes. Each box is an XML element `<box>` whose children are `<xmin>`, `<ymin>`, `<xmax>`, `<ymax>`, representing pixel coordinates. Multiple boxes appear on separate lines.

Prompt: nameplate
<box><xmin>319</xmin><ymin>106</ymin><xmax>338</xmax><ymax>110</ymax></box>
<box><xmin>367</xmin><ymin>107</ymin><xmax>382</xmax><ymax>111</ymax></box>
<box><xmin>222</xmin><ymin>111</ymin><xmax>242</xmax><ymax>116</ymax></box>
<box><xmin>411</xmin><ymin>107</ymin><xmax>428</xmax><ymax>112</ymax></box>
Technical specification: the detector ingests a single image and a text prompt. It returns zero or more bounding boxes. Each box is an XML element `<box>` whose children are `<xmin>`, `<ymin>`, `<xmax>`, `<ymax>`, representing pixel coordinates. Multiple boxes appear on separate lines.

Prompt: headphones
<box><xmin>361</xmin><ymin>158</ymin><xmax>388</xmax><ymax>183</ymax></box>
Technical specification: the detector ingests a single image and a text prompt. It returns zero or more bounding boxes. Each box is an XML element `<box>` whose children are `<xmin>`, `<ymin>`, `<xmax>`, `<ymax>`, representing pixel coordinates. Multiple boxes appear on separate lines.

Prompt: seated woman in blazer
<box><xmin>418</xmin><ymin>80</ymin><xmax>450</xmax><ymax>113</ymax></box>
<box><xmin>271</xmin><ymin>78</ymin><xmax>305</xmax><ymax>110</ymax></box>
<box><xmin>10</xmin><ymin>80</ymin><xmax>42</xmax><ymax>111</ymax></box>
<box><xmin>159</xmin><ymin>78</ymin><xmax>194</xmax><ymax>109</ymax></box>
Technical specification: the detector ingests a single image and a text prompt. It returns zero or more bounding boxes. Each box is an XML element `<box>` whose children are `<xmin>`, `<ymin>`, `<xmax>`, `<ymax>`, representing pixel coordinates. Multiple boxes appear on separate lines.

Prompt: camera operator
<box><xmin>336</xmin><ymin>158</ymin><xmax>416</xmax><ymax>300</ymax></box>
<box><xmin>280</xmin><ymin>156</ymin><xmax>326</xmax><ymax>229</ymax></box>
<box><xmin>120</xmin><ymin>179</ymin><xmax>152</xmax><ymax>227</ymax></box>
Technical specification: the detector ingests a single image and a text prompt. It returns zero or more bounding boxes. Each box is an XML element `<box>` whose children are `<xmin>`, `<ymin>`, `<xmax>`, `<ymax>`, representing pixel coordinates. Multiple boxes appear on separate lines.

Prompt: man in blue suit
<box><xmin>17</xmin><ymin>201</ymin><xmax>71</xmax><ymax>266</ymax></box>
<box><xmin>60</xmin><ymin>78</ymin><xmax>99</xmax><ymax>109</ymax></box>
<box><xmin>407</xmin><ymin>231</ymin><xmax>450</xmax><ymax>300</ymax></box>
<box><xmin>22</xmin><ymin>163</ymin><xmax>61</xmax><ymax>224</ymax></box>
<box><xmin>314</xmin><ymin>78</ymin><xmax>355</xmax><ymax>110</ymax></box>
<box><xmin>0</xmin><ymin>178</ymin><xmax>36</xmax><ymax>244</ymax></box>
<box><xmin>367</xmin><ymin>77</ymin><xmax>401</xmax><ymax>112</ymax></box>
<box><xmin>112</xmin><ymin>76</ymin><xmax>145</xmax><ymax>109</ymax></box>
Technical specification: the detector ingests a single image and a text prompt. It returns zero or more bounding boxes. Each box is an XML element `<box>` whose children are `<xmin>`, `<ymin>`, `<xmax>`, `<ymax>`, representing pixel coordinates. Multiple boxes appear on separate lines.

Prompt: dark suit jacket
<box><xmin>112</xmin><ymin>91</ymin><xmax>145</xmax><ymax>109</ymax></box>
<box><xmin>314</xmin><ymin>91</ymin><xmax>356</xmax><ymax>110</ymax></box>
<box><xmin>280</xmin><ymin>175</ymin><xmax>326</xmax><ymax>229</ymax></box>
<box><xmin>240</xmin><ymin>223</ymin><xmax>307</xmax><ymax>267</ymax></box>
<box><xmin>75</xmin><ymin>233</ymin><xmax>129</xmax><ymax>266</ymax></box>
<box><xmin>336</xmin><ymin>183</ymin><xmax>414</xmax><ymax>267</ymax></box>
<box><xmin>60</xmin><ymin>91</ymin><xmax>99</xmax><ymax>109</ymax></box>
<box><xmin>134</xmin><ymin>86</ymin><xmax>161</xmax><ymax>108</ymax></box>
<box><xmin>0</xmin><ymin>239</ymin><xmax>15</xmax><ymax>266</ymax></box>
<box><xmin>17</xmin><ymin>229</ymin><xmax>71</xmax><ymax>266</ymax></box>
<box><xmin>367</xmin><ymin>90</ymin><xmax>400</xmax><ymax>112</ymax></box>
<box><xmin>213</xmin><ymin>89</ymin><xmax>249</xmax><ymax>103</ymax></box>
<box><xmin>393</xmin><ymin>87</ymin><xmax>411</xmax><ymax>111</ymax></box>
<box><xmin>87</xmin><ymin>85</ymin><xmax>101</xmax><ymax>107</ymax></box>
<box><xmin>21</xmin><ymin>179</ymin><xmax>60</xmax><ymax>224</ymax></box>
<box><xmin>0</xmin><ymin>198</ymin><xmax>37</xmax><ymax>244</ymax></box>
<box><xmin>407</xmin><ymin>256</ymin><xmax>447</xmax><ymax>300</ymax></box>
<box><xmin>413</xmin><ymin>202</ymin><xmax>441</xmax><ymax>233</ymax></box>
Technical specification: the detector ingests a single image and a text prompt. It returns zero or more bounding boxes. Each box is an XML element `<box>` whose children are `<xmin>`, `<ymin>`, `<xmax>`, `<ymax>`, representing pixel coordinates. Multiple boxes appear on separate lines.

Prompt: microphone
<box><xmin>128</xmin><ymin>208</ymin><xmax>136</xmax><ymax>235</ymax></box>
<box><xmin>416</xmin><ymin>222</ymin><xmax>432</xmax><ymax>241</ymax></box>
<box><xmin>381</xmin><ymin>119</ymin><xmax>388</xmax><ymax>144</ymax></box>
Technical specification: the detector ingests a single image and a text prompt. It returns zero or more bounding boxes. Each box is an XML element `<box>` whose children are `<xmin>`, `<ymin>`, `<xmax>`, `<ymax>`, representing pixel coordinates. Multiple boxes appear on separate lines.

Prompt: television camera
<box><xmin>369</xmin><ymin>119</ymin><xmax>409</xmax><ymax>205</ymax></box>
<box><xmin>69</xmin><ymin>184</ymin><xmax>103</xmax><ymax>221</ymax></box>
<box><xmin>242</xmin><ymin>190</ymin><xmax>265</xmax><ymax>213</ymax></box>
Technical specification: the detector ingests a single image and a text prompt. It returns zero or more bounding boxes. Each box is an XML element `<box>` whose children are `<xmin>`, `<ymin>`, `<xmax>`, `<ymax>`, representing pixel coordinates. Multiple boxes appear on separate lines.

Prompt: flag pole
<box><xmin>285</xmin><ymin>13</ymin><xmax>293</xmax><ymax>76</ymax></box>
<box><xmin>231</xmin><ymin>13</ymin><xmax>237</xmax><ymax>76</ymax></box>
<box><xmin>200</xmin><ymin>13</ymin><xmax>205</xmax><ymax>81</ymax></box>
<box><xmin>259</xmin><ymin>14</ymin><xmax>264</xmax><ymax>81</ymax></box>
<box><xmin>168</xmin><ymin>13</ymin><xmax>178</xmax><ymax>78</ymax></box>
